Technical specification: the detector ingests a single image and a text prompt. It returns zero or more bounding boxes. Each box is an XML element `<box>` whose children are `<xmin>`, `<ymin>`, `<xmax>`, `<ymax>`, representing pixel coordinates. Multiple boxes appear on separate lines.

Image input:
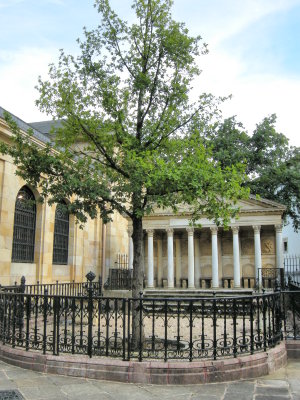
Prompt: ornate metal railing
<box><xmin>257</xmin><ymin>268</ymin><xmax>282</xmax><ymax>289</ymax></box>
<box><xmin>0</xmin><ymin>274</ymin><xmax>298</xmax><ymax>362</ymax></box>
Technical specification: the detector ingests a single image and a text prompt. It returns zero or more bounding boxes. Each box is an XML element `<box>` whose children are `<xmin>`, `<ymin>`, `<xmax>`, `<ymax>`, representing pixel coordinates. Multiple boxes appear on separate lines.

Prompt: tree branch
<box><xmin>72</xmin><ymin>115</ymin><xmax>130</xmax><ymax>179</ymax></box>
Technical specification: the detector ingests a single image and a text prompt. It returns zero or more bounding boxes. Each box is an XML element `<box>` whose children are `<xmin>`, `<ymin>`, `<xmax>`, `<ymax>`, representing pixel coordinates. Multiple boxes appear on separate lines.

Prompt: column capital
<box><xmin>166</xmin><ymin>228</ymin><xmax>174</xmax><ymax>237</ymax></box>
<box><xmin>252</xmin><ymin>225</ymin><xmax>261</xmax><ymax>234</ymax></box>
<box><xmin>231</xmin><ymin>226</ymin><xmax>239</xmax><ymax>234</ymax></box>
<box><xmin>127</xmin><ymin>227</ymin><xmax>133</xmax><ymax>236</ymax></box>
<box><xmin>275</xmin><ymin>224</ymin><xmax>283</xmax><ymax>233</ymax></box>
<box><xmin>210</xmin><ymin>226</ymin><xmax>218</xmax><ymax>235</ymax></box>
<box><xmin>186</xmin><ymin>227</ymin><xmax>194</xmax><ymax>236</ymax></box>
<box><xmin>146</xmin><ymin>229</ymin><xmax>154</xmax><ymax>237</ymax></box>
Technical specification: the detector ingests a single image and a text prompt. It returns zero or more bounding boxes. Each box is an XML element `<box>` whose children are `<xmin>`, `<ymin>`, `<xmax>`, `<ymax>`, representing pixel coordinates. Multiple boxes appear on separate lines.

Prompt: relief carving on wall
<box><xmin>262</xmin><ymin>239</ymin><xmax>274</xmax><ymax>254</ymax></box>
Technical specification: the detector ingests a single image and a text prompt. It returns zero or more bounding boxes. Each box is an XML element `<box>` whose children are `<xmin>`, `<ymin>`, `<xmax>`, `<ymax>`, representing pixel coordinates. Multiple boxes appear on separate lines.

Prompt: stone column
<box><xmin>275</xmin><ymin>224</ymin><xmax>283</xmax><ymax>269</ymax></box>
<box><xmin>211</xmin><ymin>227</ymin><xmax>219</xmax><ymax>288</ymax></box>
<box><xmin>128</xmin><ymin>228</ymin><xmax>133</xmax><ymax>270</ymax></box>
<box><xmin>232</xmin><ymin>226</ymin><xmax>241</xmax><ymax>288</ymax></box>
<box><xmin>194</xmin><ymin>232</ymin><xmax>201</xmax><ymax>288</ymax></box>
<box><xmin>175</xmin><ymin>233</ymin><xmax>182</xmax><ymax>288</ymax></box>
<box><xmin>166</xmin><ymin>228</ymin><xmax>174</xmax><ymax>288</ymax></box>
<box><xmin>157</xmin><ymin>233</ymin><xmax>163</xmax><ymax>287</ymax></box>
<box><xmin>147</xmin><ymin>229</ymin><xmax>154</xmax><ymax>288</ymax></box>
<box><xmin>253</xmin><ymin>225</ymin><xmax>262</xmax><ymax>288</ymax></box>
<box><xmin>187</xmin><ymin>227</ymin><xmax>195</xmax><ymax>288</ymax></box>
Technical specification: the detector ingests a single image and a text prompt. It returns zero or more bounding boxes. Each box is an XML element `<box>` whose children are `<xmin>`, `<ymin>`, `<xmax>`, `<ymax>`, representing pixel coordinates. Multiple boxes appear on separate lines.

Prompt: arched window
<box><xmin>12</xmin><ymin>186</ymin><xmax>36</xmax><ymax>263</ymax></box>
<box><xmin>53</xmin><ymin>202</ymin><xmax>69</xmax><ymax>265</ymax></box>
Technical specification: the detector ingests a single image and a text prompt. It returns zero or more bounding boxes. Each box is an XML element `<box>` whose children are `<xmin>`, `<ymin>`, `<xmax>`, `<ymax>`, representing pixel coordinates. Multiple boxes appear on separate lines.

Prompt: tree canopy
<box><xmin>205</xmin><ymin>114</ymin><xmax>300</xmax><ymax>231</ymax></box>
<box><xmin>1</xmin><ymin>0</ymin><xmax>248</xmax><ymax>294</ymax></box>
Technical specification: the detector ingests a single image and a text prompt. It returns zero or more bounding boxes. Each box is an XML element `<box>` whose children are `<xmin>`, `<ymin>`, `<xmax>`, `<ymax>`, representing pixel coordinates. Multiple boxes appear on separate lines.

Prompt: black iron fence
<box><xmin>104</xmin><ymin>269</ymin><xmax>132</xmax><ymax>290</ymax></box>
<box><xmin>0</xmin><ymin>275</ymin><xmax>299</xmax><ymax>362</ymax></box>
<box><xmin>284</xmin><ymin>255</ymin><xmax>300</xmax><ymax>287</ymax></box>
<box><xmin>0</xmin><ymin>277</ymin><xmax>102</xmax><ymax>297</ymax></box>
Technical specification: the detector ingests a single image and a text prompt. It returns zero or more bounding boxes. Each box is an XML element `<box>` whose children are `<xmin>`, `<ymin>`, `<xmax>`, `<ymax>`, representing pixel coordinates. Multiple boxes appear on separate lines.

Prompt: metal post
<box><xmin>43</xmin><ymin>288</ymin><xmax>48</xmax><ymax>355</ymax></box>
<box><xmin>86</xmin><ymin>271</ymin><xmax>96</xmax><ymax>358</ymax></box>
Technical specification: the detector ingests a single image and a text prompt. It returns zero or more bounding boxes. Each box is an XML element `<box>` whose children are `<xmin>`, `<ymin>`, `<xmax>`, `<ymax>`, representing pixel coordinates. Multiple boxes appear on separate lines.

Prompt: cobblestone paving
<box><xmin>0</xmin><ymin>360</ymin><xmax>299</xmax><ymax>400</ymax></box>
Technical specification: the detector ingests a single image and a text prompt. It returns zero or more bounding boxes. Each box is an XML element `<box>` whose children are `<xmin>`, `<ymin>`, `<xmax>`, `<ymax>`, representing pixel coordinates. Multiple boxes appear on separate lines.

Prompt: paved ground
<box><xmin>0</xmin><ymin>360</ymin><xmax>299</xmax><ymax>400</ymax></box>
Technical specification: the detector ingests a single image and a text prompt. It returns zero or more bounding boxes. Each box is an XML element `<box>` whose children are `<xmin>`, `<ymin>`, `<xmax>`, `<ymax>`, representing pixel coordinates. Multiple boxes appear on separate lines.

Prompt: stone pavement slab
<box><xmin>0</xmin><ymin>360</ymin><xmax>298</xmax><ymax>400</ymax></box>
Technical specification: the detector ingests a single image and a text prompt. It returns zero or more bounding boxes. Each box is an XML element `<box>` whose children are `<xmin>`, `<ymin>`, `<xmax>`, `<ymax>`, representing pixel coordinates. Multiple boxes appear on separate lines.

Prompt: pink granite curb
<box><xmin>0</xmin><ymin>342</ymin><xmax>287</xmax><ymax>385</ymax></box>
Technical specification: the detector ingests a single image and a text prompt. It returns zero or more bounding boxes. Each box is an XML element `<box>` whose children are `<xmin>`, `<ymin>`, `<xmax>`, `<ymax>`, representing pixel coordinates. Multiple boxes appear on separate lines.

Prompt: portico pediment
<box><xmin>146</xmin><ymin>195</ymin><xmax>285</xmax><ymax>219</ymax></box>
<box><xmin>237</xmin><ymin>196</ymin><xmax>286</xmax><ymax>214</ymax></box>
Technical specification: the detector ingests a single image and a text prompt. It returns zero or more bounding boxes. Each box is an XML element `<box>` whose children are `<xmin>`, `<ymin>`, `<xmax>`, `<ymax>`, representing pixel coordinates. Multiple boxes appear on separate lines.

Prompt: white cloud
<box><xmin>194</xmin><ymin>49</ymin><xmax>300</xmax><ymax>146</ymax></box>
<box><xmin>175</xmin><ymin>0</ymin><xmax>300</xmax><ymax>46</ymax></box>
<box><xmin>0</xmin><ymin>0</ymin><xmax>24</xmax><ymax>8</ymax></box>
<box><xmin>0</xmin><ymin>47</ymin><xmax>58</xmax><ymax>122</ymax></box>
<box><xmin>0</xmin><ymin>1</ymin><xmax>299</xmax><ymax>148</ymax></box>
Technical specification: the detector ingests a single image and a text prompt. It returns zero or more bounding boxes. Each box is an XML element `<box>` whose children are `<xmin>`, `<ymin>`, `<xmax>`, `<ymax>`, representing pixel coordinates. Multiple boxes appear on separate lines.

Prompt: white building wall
<box><xmin>282</xmin><ymin>217</ymin><xmax>300</xmax><ymax>255</ymax></box>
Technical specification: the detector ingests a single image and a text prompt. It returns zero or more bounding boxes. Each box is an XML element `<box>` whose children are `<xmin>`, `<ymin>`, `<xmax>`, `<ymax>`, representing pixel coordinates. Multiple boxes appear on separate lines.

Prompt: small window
<box><xmin>52</xmin><ymin>202</ymin><xmax>69</xmax><ymax>265</ymax></box>
<box><xmin>12</xmin><ymin>186</ymin><xmax>36</xmax><ymax>263</ymax></box>
<box><xmin>283</xmin><ymin>239</ymin><xmax>288</xmax><ymax>253</ymax></box>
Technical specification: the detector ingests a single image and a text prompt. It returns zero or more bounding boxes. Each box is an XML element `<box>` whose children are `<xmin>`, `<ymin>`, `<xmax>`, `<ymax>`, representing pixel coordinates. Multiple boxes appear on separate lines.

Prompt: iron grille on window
<box><xmin>53</xmin><ymin>203</ymin><xmax>69</xmax><ymax>265</ymax></box>
<box><xmin>12</xmin><ymin>187</ymin><xmax>36</xmax><ymax>263</ymax></box>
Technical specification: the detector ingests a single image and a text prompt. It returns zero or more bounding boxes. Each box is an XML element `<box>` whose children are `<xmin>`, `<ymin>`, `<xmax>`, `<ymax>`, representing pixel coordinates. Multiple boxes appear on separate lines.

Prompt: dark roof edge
<box><xmin>0</xmin><ymin>106</ymin><xmax>51</xmax><ymax>144</ymax></box>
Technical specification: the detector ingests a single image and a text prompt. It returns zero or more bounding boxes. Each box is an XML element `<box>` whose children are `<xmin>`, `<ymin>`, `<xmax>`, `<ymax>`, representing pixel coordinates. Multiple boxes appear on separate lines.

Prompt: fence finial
<box><xmin>86</xmin><ymin>271</ymin><xmax>96</xmax><ymax>282</ymax></box>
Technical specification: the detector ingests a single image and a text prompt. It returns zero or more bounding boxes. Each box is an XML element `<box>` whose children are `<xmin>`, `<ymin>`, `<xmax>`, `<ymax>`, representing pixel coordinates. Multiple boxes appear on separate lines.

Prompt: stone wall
<box><xmin>0</xmin><ymin>153</ymin><xmax>106</xmax><ymax>285</ymax></box>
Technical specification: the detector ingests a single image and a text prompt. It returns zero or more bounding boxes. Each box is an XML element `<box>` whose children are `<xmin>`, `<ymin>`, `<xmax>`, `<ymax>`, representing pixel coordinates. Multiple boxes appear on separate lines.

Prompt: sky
<box><xmin>0</xmin><ymin>0</ymin><xmax>300</xmax><ymax>146</ymax></box>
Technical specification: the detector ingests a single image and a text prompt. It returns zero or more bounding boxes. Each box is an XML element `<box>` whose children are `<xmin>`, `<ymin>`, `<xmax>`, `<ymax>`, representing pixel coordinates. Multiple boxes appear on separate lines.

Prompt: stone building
<box><xmin>0</xmin><ymin>107</ymin><xmax>128</xmax><ymax>285</ymax></box>
<box><xmin>0</xmin><ymin>106</ymin><xmax>286</xmax><ymax>289</ymax></box>
<box><xmin>131</xmin><ymin>200</ymin><xmax>285</xmax><ymax>290</ymax></box>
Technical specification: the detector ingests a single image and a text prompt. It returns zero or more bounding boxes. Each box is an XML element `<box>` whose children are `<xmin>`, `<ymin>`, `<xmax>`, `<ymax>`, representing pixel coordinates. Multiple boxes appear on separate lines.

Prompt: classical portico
<box><xmin>127</xmin><ymin>196</ymin><xmax>286</xmax><ymax>290</ymax></box>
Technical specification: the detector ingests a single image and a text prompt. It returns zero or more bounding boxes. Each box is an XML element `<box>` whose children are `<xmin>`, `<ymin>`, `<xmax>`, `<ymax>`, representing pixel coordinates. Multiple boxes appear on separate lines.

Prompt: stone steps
<box><xmin>143</xmin><ymin>288</ymin><xmax>254</xmax><ymax>298</ymax></box>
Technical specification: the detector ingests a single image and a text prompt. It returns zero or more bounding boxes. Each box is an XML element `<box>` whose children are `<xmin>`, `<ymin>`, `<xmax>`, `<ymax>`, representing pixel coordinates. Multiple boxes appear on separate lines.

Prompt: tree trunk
<box><xmin>131</xmin><ymin>215</ymin><xmax>144</xmax><ymax>352</ymax></box>
<box><xmin>132</xmin><ymin>216</ymin><xmax>144</xmax><ymax>298</ymax></box>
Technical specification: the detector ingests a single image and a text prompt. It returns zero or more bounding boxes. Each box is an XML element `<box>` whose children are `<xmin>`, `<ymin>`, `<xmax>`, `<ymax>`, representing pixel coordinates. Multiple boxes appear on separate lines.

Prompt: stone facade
<box><xmin>0</xmin><ymin>108</ymin><xmax>128</xmax><ymax>285</ymax></box>
<box><xmin>0</xmin><ymin>107</ymin><xmax>286</xmax><ymax>288</ymax></box>
<box><xmin>128</xmin><ymin>200</ymin><xmax>286</xmax><ymax>289</ymax></box>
